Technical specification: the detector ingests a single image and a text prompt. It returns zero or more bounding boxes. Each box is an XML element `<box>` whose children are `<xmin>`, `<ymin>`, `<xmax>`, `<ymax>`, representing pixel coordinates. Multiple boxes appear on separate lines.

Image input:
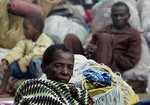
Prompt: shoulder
<box><xmin>127</xmin><ymin>27</ymin><xmax>141</xmax><ymax>40</ymax></box>
<box><xmin>15</xmin><ymin>39</ymin><xmax>31</xmax><ymax>46</ymax></box>
<box><xmin>38</xmin><ymin>33</ymin><xmax>54</xmax><ymax>43</ymax></box>
<box><xmin>40</xmin><ymin>33</ymin><xmax>50</xmax><ymax>39</ymax></box>
<box><xmin>129</xmin><ymin>27</ymin><xmax>140</xmax><ymax>35</ymax></box>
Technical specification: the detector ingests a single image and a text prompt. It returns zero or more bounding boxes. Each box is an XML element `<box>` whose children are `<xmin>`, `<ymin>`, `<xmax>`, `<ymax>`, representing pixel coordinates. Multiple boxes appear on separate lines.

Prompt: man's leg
<box><xmin>64</xmin><ymin>34</ymin><xmax>84</xmax><ymax>55</ymax></box>
<box><xmin>95</xmin><ymin>33</ymin><xmax>114</xmax><ymax>68</ymax></box>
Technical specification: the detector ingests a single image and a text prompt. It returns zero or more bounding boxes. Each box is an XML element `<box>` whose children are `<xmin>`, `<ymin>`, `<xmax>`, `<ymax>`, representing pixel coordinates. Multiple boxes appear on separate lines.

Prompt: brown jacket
<box><xmin>91</xmin><ymin>24</ymin><xmax>141</xmax><ymax>72</ymax></box>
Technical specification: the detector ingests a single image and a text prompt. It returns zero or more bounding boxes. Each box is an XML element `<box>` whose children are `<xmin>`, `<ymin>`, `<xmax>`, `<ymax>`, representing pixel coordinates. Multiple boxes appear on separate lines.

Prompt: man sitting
<box><xmin>64</xmin><ymin>1</ymin><xmax>141</xmax><ymax>73</ymax></box>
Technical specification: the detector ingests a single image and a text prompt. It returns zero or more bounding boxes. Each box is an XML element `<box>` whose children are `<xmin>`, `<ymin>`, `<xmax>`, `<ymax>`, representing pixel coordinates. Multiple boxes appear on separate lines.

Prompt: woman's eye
<box><xmin>55</xmin><ymin>64</ymin><xmax>63</xmax><ymax>69</ymax></box>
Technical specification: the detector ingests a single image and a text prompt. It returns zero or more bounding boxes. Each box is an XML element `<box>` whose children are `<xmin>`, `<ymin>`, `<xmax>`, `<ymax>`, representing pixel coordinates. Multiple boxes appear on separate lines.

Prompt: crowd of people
<box><xmin>0</xmin><ymin>0</ymin><xmax>150</xmax><ymax>104</ymax></box>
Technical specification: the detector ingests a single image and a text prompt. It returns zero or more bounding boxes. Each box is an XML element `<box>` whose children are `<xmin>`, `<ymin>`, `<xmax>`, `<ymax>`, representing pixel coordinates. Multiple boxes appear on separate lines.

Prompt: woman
<box><xmin>14</xmin><ymin>44</ymin><xmax>93</xmax><ymax>105</ymax></box>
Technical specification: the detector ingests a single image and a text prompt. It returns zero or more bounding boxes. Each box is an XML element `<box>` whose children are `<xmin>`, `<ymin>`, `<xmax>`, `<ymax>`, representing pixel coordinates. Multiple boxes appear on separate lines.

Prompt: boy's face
<box><xmin>42</xmin><ymin>50</ymin><xmax>74</xmax><ymax>84</ymax></box>
<box><xmin>23</xmin><ymin>20</ymin><xmax>37</xmax><ymax>40</ymax></box>
<box><xmin>111</xmin><ymin>5</ymin><xmax>130</xmax><ymax>29</ymax></box>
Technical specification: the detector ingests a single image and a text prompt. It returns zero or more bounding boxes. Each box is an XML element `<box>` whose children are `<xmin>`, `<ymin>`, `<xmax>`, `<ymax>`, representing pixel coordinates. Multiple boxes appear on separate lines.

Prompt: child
<box><xmin>0</xmin><ymin>14</ymin><xmax>54</xmax><ymax>95</ymax></box>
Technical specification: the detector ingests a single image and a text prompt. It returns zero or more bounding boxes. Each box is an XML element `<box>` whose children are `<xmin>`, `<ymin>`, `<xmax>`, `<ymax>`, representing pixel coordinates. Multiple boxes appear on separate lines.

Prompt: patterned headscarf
<box><xmin>14</xmin><ymin>78</ymin><xmax>93</xmax><ymax>105</ymax></box>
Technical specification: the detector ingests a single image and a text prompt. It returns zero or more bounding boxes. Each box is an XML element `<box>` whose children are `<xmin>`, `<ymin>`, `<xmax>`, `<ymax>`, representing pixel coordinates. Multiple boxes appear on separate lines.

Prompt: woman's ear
<box><xmin>41</xmin><ymin>63</ymin><xmax>46</xmax><ymax>73</ymax></box>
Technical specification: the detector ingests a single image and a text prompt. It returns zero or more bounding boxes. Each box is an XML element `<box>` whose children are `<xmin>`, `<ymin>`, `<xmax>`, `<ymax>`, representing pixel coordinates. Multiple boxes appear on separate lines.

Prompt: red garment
<box><xmin>85</xmin><ymin>9</ymin><xmax>92</xmax><ymax>24</ymax></box>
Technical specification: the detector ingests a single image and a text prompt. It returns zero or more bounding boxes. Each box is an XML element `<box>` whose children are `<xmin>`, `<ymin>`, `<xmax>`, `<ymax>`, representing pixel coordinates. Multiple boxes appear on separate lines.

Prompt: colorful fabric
<box><xmin>83</xmin><ymin>67</ymin><xmax>112</xmax><ymax>86</ymax></box>
<box><xmin>71</xmin><ymin>55</ymin><xmax>139</xmax><ymax>105</ymax></box>
<box><xmin>82</xmin><ymin>65</ymin><xmax>140</xmax><ymax>105</ymax></box>
<box><xmin>14</xmin><ymin>79</ymin><xmax>93</xmax><ymax>105</ymax></box>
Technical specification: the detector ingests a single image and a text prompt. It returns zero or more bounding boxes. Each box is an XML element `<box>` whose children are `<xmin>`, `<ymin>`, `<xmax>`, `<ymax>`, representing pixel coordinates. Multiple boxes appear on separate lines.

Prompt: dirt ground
<box><xmin>0</xmin><ymin>96</ymin><xmax>14</xmax><ymax>102</ymax></box>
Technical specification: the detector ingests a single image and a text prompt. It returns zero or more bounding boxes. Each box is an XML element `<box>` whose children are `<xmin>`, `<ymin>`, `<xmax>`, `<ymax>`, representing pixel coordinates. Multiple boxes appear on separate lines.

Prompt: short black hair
<box><xmin>42</xmin><ymin>44</ymin><xmax>74</xmax><ymax>65</ymax></box>
<box><xmin>111</xmin><ymin>2</ymin><xmax>130</xmax><ymax>14</ymax></box>
<box><xmin>23</xmin><ymin>14</ymin><xmax>44</xmax><ymax>32</ymax></box>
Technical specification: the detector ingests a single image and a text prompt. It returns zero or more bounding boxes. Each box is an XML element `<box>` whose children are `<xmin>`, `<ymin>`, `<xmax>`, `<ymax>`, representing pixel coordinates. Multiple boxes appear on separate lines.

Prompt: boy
<box><xmin>0</xmin><ymin>14</ymin><xmax>54</xmax><ymax>94</ymax></box>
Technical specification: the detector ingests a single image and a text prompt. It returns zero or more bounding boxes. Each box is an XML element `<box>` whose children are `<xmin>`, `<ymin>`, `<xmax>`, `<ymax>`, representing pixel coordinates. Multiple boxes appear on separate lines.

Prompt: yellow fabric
<box><xmin>26</xmin><ymin>0</ymin><xmax>61</xmax><ymax>18</ymax></box>
<box><xmin>0</xmin><ymin>0</ymin><xmax>24</xmax><ymax>49</ymax></box>
<box><xmin>40</xmin><ymin>0</ymin><xmax>61</xmax><ymax>18</ymax></box>
<box><xmin>26</xmin><ymin>0</ymin><xmax>61</xmax><ymax>19</ymax></box>
<box><xmin>5</xmin><ymin>33</ymin><xmax>54</xmax><ymax>72</ymax></box>
<box><xmin>82</xmin><ymin>65</ymin><xmax>139</xmax><ymax>105</ymax></box>
<box><xmin>88</xmin><ymin>86</ymin><xmax>113</xmax><ymax>96</ymax></box>
<box><xmin>20</xmin><ymin>0</ymin><xmax>61</xmax><ymax>19</ymax></box>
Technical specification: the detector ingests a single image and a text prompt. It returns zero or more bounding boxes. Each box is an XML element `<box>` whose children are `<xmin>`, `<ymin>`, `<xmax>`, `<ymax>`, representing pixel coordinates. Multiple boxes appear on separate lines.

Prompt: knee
<box><xmin>10</xmin><ymin>61</ymin><xmax>18</xmax><ymax>70</ymax></box>
<box><xmin>64</xmin><ymin>34</ymin><xmax>79</xmax><ymax>42</ymax></box>
<box><xmin>30</xmin><ymin>58</ymin><xmax>41</xmax><ymax>63</ymax></box>
<box><xmin>29</xmin><ymin>58</ymin><xmax>42</xmax><ymax>67</ymax></box>
<box><xmin>98</xmin><ymin>33</ymin><xmax>113</xmax><ymax>42</ymax></box>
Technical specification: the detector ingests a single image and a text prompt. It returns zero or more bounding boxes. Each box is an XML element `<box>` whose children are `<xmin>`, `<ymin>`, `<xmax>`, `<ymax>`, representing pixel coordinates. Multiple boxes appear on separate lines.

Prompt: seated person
<box><xmin>64</xmin><ymin>1</ymin><xmax>141</xmax><ymax>73</ymax></box>
<box><xmin>14</xmin><ymin>44</ymin><xmax>93</xmax><ymax>105</ymax></box>
<box><xmin>43</xmin><ymin>0</ymin><xmax>89</xmax><ymax>45</ymax></box>
<box><xmin>0</xmin><ymin>14</ymin><xmax>54</xmax><ymax>95</ymax></box>
<box><xmin>14</xmin><ymin>44</ymin><xmax>139</xmax><ymax>105</ymax></box>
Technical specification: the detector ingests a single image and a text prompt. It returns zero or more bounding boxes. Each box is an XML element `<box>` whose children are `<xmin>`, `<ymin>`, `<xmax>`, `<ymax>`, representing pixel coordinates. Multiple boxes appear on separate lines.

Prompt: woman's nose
<box><xmin>62</xmin><ymin>66</ymin><xmax>69</xmax><ymax>74</ymax></box>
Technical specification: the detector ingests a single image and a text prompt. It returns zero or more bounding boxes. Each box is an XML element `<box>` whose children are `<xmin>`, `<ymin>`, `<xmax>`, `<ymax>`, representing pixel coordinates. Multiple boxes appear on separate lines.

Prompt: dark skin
<box><xmin>0</xmin><ymin>20</ymin><xmax>41</xmax><ymax>68</ymax></box>
<box><xmin>41</xmin><ymin>50</ymin><xmax>74</xmax><ymax>84</ymax></box>
<box><xmin>111</xmin><ymin>5</ymin><xmax>130</xmax><ymax>30</ymax></box>
<box><xmin>23</xmin><ymin>20</ymin><xmax>41</xmax><ymax>42</ymax></box>
<box><xmin>0</xmin><ymin>20</ymin><xmax>42</xmax><ymax>92</ymax></box>
<box><xmin>85</xmin><ymin>5</ymin><xmax>130</xmax><ymax>58</ymax></box>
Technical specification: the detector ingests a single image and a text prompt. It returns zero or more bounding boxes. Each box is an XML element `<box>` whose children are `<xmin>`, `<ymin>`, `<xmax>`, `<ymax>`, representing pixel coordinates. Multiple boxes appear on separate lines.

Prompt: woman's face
<box><xmin>42</xmin><ymin>50</ymin><xmax>74</xmax><ymax>84</ymax></box>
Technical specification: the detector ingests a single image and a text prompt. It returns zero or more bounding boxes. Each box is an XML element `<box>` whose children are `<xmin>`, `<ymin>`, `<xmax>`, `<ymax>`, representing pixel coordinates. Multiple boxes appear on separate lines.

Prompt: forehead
<box><xmin>23</xmin><ymin>20</ymin><xmax>32</xmax><ymax>26</ymax></box>
<box><xmin>111</xmin><ymin>5</ymin><xmax>128</xmax><ymax>14</ymax></box>
<box><xmin>23</xmin><ymin>19</ymin><xmax>34</xmax><ymax>26</ymax></box>
<box><xmin>52</xmin><ymin>50</ymin><xmax>74</xmax><ymax>63</ymax></box>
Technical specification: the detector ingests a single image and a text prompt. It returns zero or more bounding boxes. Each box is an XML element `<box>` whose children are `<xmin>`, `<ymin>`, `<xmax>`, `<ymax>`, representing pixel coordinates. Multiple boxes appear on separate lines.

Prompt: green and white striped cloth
<box><xmin>14</xmin><ymin>78</ymin><xmax>93</xmax><ymax>105</ymax></box>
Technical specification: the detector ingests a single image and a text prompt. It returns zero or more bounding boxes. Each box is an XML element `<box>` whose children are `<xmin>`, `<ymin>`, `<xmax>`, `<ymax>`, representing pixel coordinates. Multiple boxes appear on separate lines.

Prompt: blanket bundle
<box><xmin>14</xmin><ymin>78</ymin><xmax>93</xmax><ymax>105</ymax></box>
